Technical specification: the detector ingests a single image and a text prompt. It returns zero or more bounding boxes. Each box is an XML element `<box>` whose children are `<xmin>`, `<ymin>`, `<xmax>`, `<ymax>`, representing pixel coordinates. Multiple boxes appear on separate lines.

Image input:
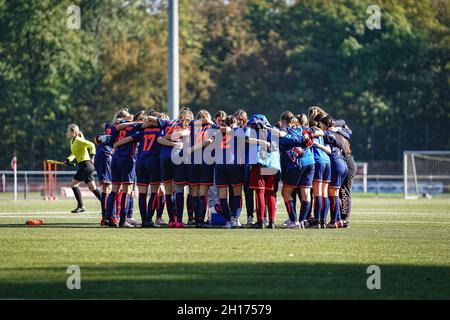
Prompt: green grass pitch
<box><xmin>0</xmin><ymin>194</ymin><xmax>449</xmax><ymax>299</ymax></box>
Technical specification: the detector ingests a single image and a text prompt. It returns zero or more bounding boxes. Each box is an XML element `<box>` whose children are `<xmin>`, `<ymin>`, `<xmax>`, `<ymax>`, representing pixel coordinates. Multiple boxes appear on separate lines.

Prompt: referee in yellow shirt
<box><xmin>65</xmin><ymin>124</ymin><xmax>101</xmax><ymax>213</ymax></box>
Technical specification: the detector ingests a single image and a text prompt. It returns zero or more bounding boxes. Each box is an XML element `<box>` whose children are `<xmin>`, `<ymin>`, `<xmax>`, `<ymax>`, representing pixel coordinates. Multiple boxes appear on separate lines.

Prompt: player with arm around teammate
<box><xmin>309</xmin><ymin>117</ymin><xmax>331</xmax><ymax>228</ymax></box>
<box><xmin>113</xmin><ymin>112</ymin><xmax>175</xmax><ymax>227</ymax></box>
<box><xmin>316</xmin><ymin>115</ymin><xmax>348</xmax><ymax>228</ymax></box>
<box><xmin>103</xmin><ymin>111</ymin><xmax>159</xmax><ymax>227</ymax></box>
<box><xmin>276</xmin><ymin>112</ymin><xmax>315</xmax><ymax>229</ymax></box>
<box><xmin>94</xmin><ymin>108</ymin><xmax>131</xmax><ymax>225</ymax></box>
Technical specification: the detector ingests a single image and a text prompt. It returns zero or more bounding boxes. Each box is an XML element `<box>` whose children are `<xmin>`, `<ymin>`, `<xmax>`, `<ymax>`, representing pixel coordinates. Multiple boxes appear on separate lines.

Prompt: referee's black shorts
<box><xmin>73</xmin><ymin>161</ymin><xmax>95</xmax><ymax>184</ymax></box>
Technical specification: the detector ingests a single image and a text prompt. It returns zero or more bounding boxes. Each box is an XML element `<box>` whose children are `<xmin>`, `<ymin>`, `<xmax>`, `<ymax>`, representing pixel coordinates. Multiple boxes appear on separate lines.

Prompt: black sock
<box><xmin>166</xmin><ymin>194</ymin><xmax>175</xmax><ymax>223</ymax></box>
<box><xmin>220</xmin><ymin>198</ymin><xmax>231</xmax><ymax>221</ymax></box>
<box><xmin>192</xmin><ymin>196</ymin><xmax>199</xmax><ymax>221</ymax></box>
<box><xmin>198</xmin><ymin>196</ymin><xmax>206</xmax><ymax>222</ymax></box>
<box><xmin>119</xmin><ymin>193</ymin><xmax>128</xmax><ymax>224</ymax></box>
<box><xmin>148</xmin><ymin>193</ymin><xmax>157</xmax><ymax>222</ymax></box>
<box><xmin>92</xmin><ymin>188</ymin><xmax>101</xmax><ymax>201</ymax></box>
<box><xmin>231</xmin><ymin>195</ymin><xmax>242</xmax><ymax>218</ymax></box>
<box><xmin>157</xmin><ymin>194</ymin><xmax>165</xmax><ymax>218</ymax></box>
<box><xmin>72</xmin><ymin>187</ymin><xmax>83</xmax><ymax>208</ymax></box>
<box><xmin>105</xmin><ymin>191</ymin><xmax>117</xmax><ymax>220</ymax></box>
<box><xmin>138</xmin><ymin>193</ymin><xmax>148</xmax><ymax>224</ymax></box>
<box><xmin>187</xmin><ymin>194</ymin><xmax>193</xmax><ymax>220</ymax></box>
<box><xmin>244</xmin><ymin>186</ymin><xmax>254</xmax><ymax>218</ymax></box>
<box><xmin>101</xmin><ymin>192</ymin><xmax>107</xmax><ymax>218</ymax></box>
<box><xmin>176</xmin><ymin>192</ymin><xmax>184</xmax><ymax>222</ymax></box>
<box><xmin>127</xmin><ymin>195</ymin><xmax>134</xmax><ymax>218</ymax></box>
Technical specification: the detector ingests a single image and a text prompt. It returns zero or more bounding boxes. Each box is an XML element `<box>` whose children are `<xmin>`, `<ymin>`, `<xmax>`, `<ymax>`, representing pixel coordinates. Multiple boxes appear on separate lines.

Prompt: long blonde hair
<box><xmin>234</xmin><ymin>109</ymin><xmax>248</xmax><ymax>128</ymax></box>
<box><xmin>67</xmin><ymin>123</ymin><xmax>84</xmax><ymax>138</ymax></box>
<box><xmin>280</xmin><ymin>111</ymin><xmax>301</xmax><ymax>128</ymax></box>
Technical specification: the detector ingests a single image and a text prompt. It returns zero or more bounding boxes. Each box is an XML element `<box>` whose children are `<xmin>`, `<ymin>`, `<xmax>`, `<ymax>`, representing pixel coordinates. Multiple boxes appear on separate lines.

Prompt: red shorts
<box><xmin>249</xmin><ymin>165</ymin><xmax>276</xmax><ymax>191</ymax></box>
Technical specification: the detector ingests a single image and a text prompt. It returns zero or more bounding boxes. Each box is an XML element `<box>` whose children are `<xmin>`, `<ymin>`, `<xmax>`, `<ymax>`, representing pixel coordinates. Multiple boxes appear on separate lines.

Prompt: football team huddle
<box><xmin>64</xmin><ymin>106</ymin><xmax>356</xmax><ymax>230</ymax></box>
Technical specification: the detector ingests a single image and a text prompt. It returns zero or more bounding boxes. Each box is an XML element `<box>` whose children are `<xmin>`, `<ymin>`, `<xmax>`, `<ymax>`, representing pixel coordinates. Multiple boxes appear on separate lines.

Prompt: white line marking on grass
<box><xmin>356</xmin><ymin>210</ymin><xmax>450</xmax><ymax>215</ymax></box>
<box><xmin>0</xmin><ymin>211</ymin><xmax>98</xmax><ymax>215</ymax></box>
<box><xmin>352</xmin><ymin>220</ymin><xmax>450</xmax><ymax>225</ymax></box>
<box><xmin>0</xmin><ymin>216</ymin><xmax>99</xmax><ymax>219</ymax></box>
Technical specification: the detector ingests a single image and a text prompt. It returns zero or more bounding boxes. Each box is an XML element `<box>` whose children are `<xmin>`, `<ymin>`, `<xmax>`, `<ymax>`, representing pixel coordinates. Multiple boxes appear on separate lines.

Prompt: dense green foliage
<box><xmin>0</xmin><ymin>0</ymin><xmax>449</xmax><ymax>168</ymax></box>
<box><xmin>0</xmin><ymin>196</ymin><xmax>450</xmax><ymax>299</ymax></box>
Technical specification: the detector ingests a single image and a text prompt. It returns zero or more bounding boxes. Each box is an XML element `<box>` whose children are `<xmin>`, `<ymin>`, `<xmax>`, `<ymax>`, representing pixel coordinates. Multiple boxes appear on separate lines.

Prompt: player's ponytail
<box><xmin>280</xmin><ymin>111</ymin><xmax>301</xmax><ymax>128</ymax></box>
<box><xmin>113</xmin><ymin>108</ymin><xmax>131</xmax><ymax>123</ymax></box>
<box><xmin>296</xmin><ymin>113</ymin><xmax>309</xmax><ymax>127</ymax></box>
<box><xmin>335</xmin><ymin>132</ymin><xmax>352</xmax><ymax>157</ymax></box>
<box><xmin>319</xmin><ymin>115</ymin><xmax>334</xmax><ymax>129</ymax></box>
<box><xmin>67</xmin><ymin>123</ymin><xmax>82</xmax><ymax>138</ymax></box>
<box><xmin>133</xmin><ymin>110</ymin><xmax>146</xmax><ymax>121</ymax></box>
<box><xmin>308</xmin><ymin>106</ymin><xmax>328</xmax><ymax>124</ymax></box>
<box><xmin>225</xmin><ymin>115</ymin><xmax>237</xmax><ymax>127</ymax></box>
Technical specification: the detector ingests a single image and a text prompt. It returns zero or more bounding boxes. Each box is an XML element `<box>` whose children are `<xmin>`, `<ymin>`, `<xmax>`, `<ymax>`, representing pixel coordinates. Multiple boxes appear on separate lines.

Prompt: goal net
<box><xmin>403</xmin><ymin>151</ymin><xmax>450</xmax><ymax>199</ymax></box>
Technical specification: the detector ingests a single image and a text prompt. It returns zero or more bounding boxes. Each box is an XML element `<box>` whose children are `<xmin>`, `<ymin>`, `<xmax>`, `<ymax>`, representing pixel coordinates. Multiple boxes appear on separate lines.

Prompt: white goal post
<box><xmin>403</xmin><ymin>151</ymin><xmax>450</xmax><ymax>199</ymax></box>
<box><xmin>356</xmin><ymin>162</ymin><xmax>368</xmax><ymax>193</ymax></box>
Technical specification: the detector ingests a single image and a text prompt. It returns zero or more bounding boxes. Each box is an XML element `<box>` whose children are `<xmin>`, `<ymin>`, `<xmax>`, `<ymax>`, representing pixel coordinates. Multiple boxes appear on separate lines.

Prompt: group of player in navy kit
<box><xmin>70</xmin><ymin>104</ymin><xmax>354</xmax><ymax>229</ymax></box>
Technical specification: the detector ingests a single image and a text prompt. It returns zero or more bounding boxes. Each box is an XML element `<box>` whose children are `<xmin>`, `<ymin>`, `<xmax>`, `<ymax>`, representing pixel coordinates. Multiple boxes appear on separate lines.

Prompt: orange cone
<box><xmin>25</xmin><ymin>219</ymin><xmax>43</xmax><ymax>225</ymax></box>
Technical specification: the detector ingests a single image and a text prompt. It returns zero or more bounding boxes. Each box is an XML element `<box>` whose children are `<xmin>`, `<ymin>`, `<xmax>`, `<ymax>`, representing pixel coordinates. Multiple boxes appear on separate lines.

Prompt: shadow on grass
<box><xmin>1</xmin><ymin>262</ymin><xmax>449</xmax><ymax>299</ymax></box>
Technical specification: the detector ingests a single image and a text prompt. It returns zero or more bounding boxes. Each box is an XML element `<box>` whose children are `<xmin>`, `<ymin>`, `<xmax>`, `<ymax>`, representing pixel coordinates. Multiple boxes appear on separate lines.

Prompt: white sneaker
<box><xmin>121</xmin><ymin>220</ymin><xmax>135</xmax><ymax>228</ymax></box>
<box><xmin>299</xmin><ymin>220</ymin><xmax>306</xmax><ymax>229</ymax></box>
<box><xmin>126</xmin><ymin>218</ymin><xmax>139</xmax><ymax>226</ymax></box>
<box><xmin>224</xmin><ymin>221</ymin><xmax>233</xmax><ymax>229</ymax></box>
<box><xmin>287</xmin><ymin>221</ymin><xmax>300</xmax><ymax>229</ymax></box>
<box><xmin>246</xmin><ymin>217</ymin><xmax>254</xmax><ymax>226</ymax></box>
<box><xmin>282</xmin><ymin>218</ymin><xmax>290</xmax><ymax>227</ymax></box>
<box><xmin>155</xmin><ymin>218</ymin><xmax>167</xmax><ymax>225</ymax></box>
<box><xmin>230</xmin><ymin>218</ymin><xmax>239</xmax><ymax>228</ymax></box>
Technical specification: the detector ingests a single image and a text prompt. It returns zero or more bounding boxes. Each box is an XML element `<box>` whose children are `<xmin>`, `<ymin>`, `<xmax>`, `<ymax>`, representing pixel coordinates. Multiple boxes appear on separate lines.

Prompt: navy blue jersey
<box><xmin>95</xmin><ymin>122</ymin><xmax>114</xmax><ymax>157</ymax></box>
<box><xmin>188</xmin><ymin>122</ymin><xmax>219</xmax><ymax>165</ymax></box>
<box><xmin>215</xmin><ymin>128</ymin><xmax>247</xmax><ymax>165</ymax></box>
<box><xmin>131</xmin><ymin>118</ymin><xmax>168</xmax><ymax>159</ymax></box>
<box><xmin>159</xmin><ymin>119</ymin><xmax>184</xmax><ymax>159</ymax></box>
<box><xmin>323</xmin><ymin>130</ymin><xmax>346</xmax><ymax>160</ymax></box>
<box><xmin>110</xmin><ymin>123</ymin><xmax>141</xmax><ymax>158</ymax></box>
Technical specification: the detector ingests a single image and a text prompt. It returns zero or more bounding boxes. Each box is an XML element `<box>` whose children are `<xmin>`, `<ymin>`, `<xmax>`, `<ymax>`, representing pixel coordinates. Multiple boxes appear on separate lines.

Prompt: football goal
<box><xmin>403</xmin><ymin>151</ymin><xmax>450</xmax><ymax>199</ymax></box>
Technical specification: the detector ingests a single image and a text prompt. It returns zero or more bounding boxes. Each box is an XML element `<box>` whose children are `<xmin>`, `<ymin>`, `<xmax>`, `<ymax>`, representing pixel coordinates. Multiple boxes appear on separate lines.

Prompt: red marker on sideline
<box><xmin>25</xmin><ymin>219</ymin><xmax>43</xmax><ymax>225</ymax></box>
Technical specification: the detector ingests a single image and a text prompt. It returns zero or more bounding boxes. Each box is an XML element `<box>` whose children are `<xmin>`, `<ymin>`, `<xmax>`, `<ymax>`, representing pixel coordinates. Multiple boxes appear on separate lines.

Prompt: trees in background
<box><xmin>0</xmin><ymin>0</ymin><xmax>448</xmax><ymax>168</ymax></box>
